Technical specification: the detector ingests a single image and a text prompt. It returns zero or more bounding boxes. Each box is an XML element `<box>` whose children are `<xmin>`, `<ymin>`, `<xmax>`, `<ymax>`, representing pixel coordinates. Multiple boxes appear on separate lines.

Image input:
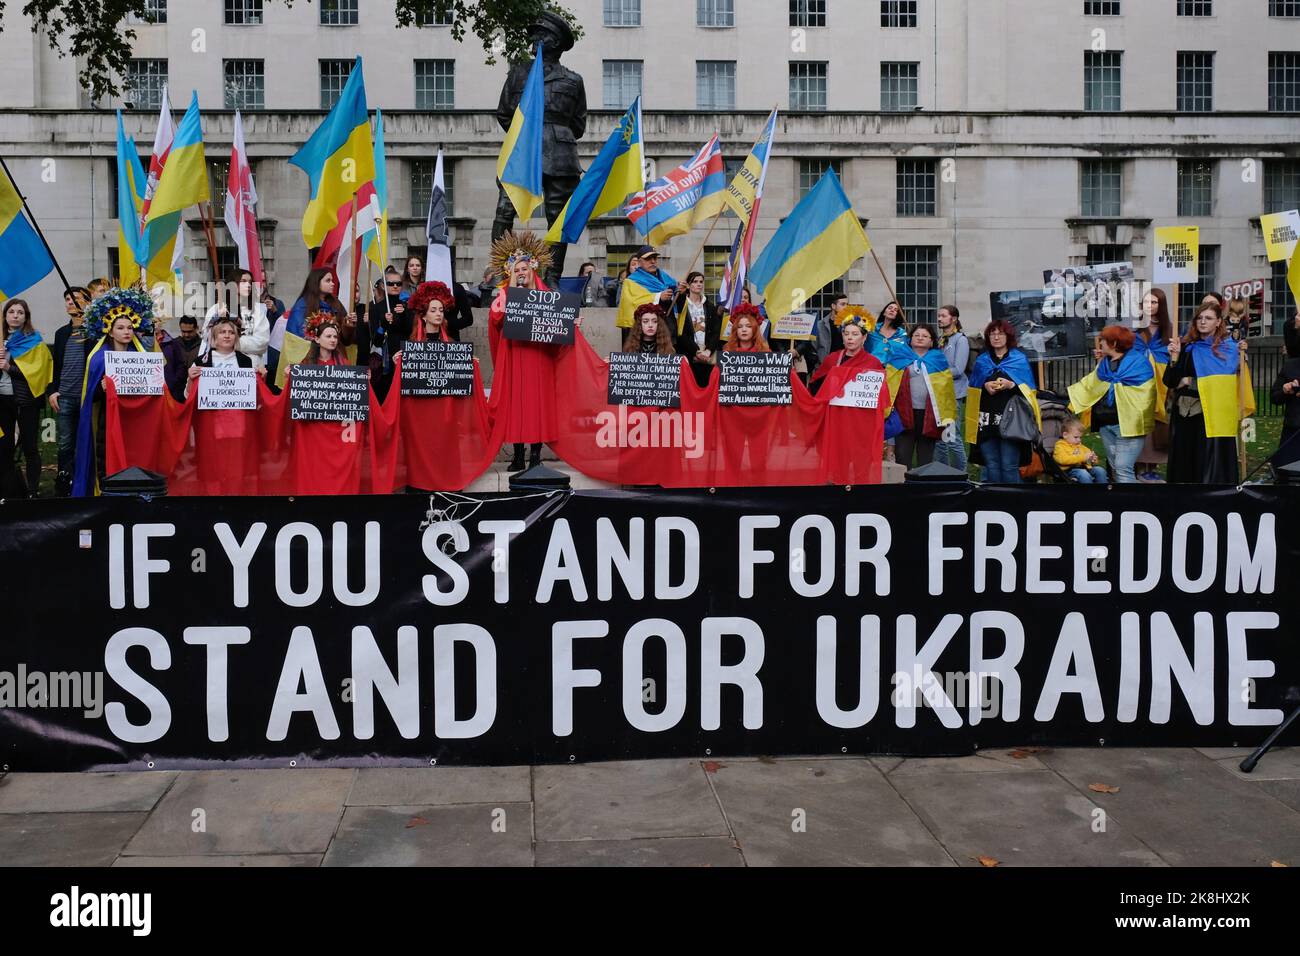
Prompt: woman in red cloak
<box><xmin>808</xmin><ymin>309</ymin><xmax>888</xmax><ymax>485</ymax></box>
<box><xmin>287</xmin><ymin>312</ymin><xmax>372</xmax><ymax>495</ymax></box>
<box><xmin>183</xmin><ymin>314</ymin><xmax>269</xmax><ymax>494</ymax></box>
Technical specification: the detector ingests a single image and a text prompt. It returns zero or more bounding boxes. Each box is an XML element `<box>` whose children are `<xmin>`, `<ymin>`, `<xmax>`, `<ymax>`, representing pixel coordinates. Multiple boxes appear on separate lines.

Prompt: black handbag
<box><xmin>998</xmin><ymin>392</ymin><xmax>1040</xmax><ymax>444</ymax></box>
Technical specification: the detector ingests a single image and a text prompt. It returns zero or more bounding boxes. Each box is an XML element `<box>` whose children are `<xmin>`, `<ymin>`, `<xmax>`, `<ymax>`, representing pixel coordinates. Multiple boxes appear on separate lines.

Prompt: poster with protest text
<box><xmin>103</xmin><ymin>352</ymin><xmax>165</xmax><ymax>397</ymax></box>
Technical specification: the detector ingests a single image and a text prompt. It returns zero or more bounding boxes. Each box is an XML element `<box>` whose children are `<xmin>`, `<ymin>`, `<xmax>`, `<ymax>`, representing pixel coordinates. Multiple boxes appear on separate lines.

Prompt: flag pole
<box><xmin>349</xmin><ymin>190</ymin><xmax>363</xmax><ymax>315</ymax></box>
<box><xmin>868</xmin><ymin>247</ymin><xmax>907</xmax><ymax>322</ymax></box>
<box><xmin>0</xmin><ymin>155</ymin><xmax>70</xmax><ymax>288</ymax></box>
<box><xmin>199</xmin><ymin>201</ymin><xmax>220</xmax><ymax>282</ymax></box>
<box><xmin>683</xmin><ymin>208</ymin><xmax>726</xmax><ymax>279</ymax></box>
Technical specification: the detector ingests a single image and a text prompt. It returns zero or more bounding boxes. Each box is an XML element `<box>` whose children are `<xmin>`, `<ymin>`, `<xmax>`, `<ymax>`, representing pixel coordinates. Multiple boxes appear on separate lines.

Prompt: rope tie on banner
<box><xmin>420</xmin><ymin>490</ymin><xmax>570</xmax><ymax>552</ymax></box>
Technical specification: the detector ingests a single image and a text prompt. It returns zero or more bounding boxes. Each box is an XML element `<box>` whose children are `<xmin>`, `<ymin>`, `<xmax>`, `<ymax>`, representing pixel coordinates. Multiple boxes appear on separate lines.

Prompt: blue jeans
<box><xmin>934</xmin><ymin>398</ymin><xmax>968</xmax><ymax>472</ymax></box>
<box><xmin>1100</xmin><ymin>425</ymin><xmax>1145</xmax><ymax>484</ymax></box>
<box><xmin>979</xmin><ymin>437</ymin><xmax>1022</xmax><ymax>483</ymax></box>
<box><xmin>1069</xmin><ymin>466</ymin><xmax>1109</xmax><ymax>484</ymax></box>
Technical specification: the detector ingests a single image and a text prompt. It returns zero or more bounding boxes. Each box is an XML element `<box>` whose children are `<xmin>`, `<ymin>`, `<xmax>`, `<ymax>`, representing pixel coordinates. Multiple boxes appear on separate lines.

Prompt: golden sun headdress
<box><xmin>837</xmin><ymin>305</ymin><xmax>877</xmax><ymax>334</ymax></box>
<box><xmin>489</xmin><ymin>230</ymin><xmax>553</xmax><ymax>283</ymax></box>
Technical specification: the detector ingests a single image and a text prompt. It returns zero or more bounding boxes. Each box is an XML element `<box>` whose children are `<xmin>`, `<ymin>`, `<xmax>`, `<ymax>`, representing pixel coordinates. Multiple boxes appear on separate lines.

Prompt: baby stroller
<box><xmin>1022</xmin><ymin>390</ymin><xmax>1075</xmax><ymax>484</ymax></box>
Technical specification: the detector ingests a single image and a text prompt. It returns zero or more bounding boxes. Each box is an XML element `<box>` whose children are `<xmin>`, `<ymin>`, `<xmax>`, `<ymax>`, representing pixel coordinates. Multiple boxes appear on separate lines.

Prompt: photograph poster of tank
<box><xmin>989</xmin><ymin>262</ymin><xmax>1138</xmax><ymax>361</ymax></box>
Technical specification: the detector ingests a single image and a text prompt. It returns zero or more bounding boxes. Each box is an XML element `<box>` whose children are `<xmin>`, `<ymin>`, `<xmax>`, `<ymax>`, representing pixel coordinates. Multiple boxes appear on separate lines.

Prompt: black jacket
<box><xmin>1285</xmin><ymin>316</ymin><xmax>1300</xmax><ymax>359</ymax></box>
<box><xmin>196</xmin><ymin>351</ymin><xmax>253</xmax><ymax>369</ymax></box>
<box><xmin>1271</xmin><ymin>357</ymin><xmax>1300</xmax><ymax>430</ymax></box>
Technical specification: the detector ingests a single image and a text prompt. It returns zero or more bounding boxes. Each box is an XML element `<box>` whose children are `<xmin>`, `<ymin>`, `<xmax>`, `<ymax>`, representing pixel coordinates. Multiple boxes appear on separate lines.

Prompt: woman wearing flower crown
<box><xmin>72</xmin><ymin>288</ymin><xmax>155</xmax><ymax>496</ymax></box>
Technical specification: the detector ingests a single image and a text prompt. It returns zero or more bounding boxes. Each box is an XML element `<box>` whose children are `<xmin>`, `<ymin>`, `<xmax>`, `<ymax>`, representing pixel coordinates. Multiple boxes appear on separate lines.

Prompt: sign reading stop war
<box><xmin>103</xmin><ymin>352</ymin><xmax>165</xmax><ymax>397</ymax></box>
<box><xmin>288</xmin><ymin>365</ymin><xmax>370</xmax><ymax>422</ymax></box>
<box><xmin>197</xmin><ymin>367</ymin><xmax>258</xmax><ymax>410</ymax></box>
<box><xmin>503</xmin><ymin>286</ymin><xmax>578</xmax><ymax>345</ymax></box>
<box><xmin>607</xmin><ymin>353</ymin><xmax>683</xmax><ymax>408</ymax></box>
<box><xmin>400</xmin><ymin>341</ymin><xmax>475</xmax><ymax>398</ymax></box>
<box><xmin>718</xmin><ymin>351</ymin><xmax>793</xmax><ymax>406</ymax></box>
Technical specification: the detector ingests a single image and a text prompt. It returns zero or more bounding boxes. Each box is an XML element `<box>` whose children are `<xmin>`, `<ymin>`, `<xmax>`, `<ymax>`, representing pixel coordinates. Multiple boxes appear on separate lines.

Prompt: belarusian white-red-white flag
<box><xmin>224</xmin><ymin>110</ymin><xmax>263</xmax><ymax>284</ymax></box>
<box><xmin>139</xmin><ymin>84</ymin><xmax>186</xmax><ymax>285</ymax></box>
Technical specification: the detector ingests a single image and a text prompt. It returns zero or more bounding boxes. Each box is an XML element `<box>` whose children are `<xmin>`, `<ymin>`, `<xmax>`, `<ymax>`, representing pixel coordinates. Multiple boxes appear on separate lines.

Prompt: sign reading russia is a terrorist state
<box><xmin>0</xmin><ymin>487</ymin><xmax>1293</xmax><ymax>770</ymax></box>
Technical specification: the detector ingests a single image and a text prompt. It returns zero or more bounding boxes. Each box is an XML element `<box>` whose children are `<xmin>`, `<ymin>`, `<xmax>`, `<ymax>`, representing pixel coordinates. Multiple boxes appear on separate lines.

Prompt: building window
<box><xmin>416</xmin><ymin>8</ymin><xmax>455</xmax><ymax>25</ymax></box>
<box><xmin>805</xmin><ymin>278</ymin><xmax>846</xmax><ymax>314</ymax></box>
<box><xmin>1177</xmin><ymin>160</ymin><xmax>1214</xmax><ymax>216</ymax></box>
<box><xmin>1269</xmin><ymin>53</ymin><xmax>1300</xmax><ymax>111</ymax></box>
<box><xmin>1176</xmin><ymin>52</ymin><xmax>1214</xmax><ymax>112</ymax></box>
<box><xmin>208</xmin><ymin>159</ymin><xmax>231</xmax><ymax>218</ymax></box>
<box><xmin>320</xmin><ymin>0</ymin><xmax>358</xmax><ymax>26</ymax></box>
<box><xmin>895</xmin><ymin>247</ymin><xmax>940</xmax><ymax>326</ymax></box>
<box><xmin>880</xmin><ymin>62</ymin><xmax>918</xmax><ymax>111</ymax></box>
<box><xmin>897</xmin><ymin>159</ymin><xmax>937</xmax><ymax>216</ymax></box>
<box><xmin>224</xmin><ymin>0</ymin><xmax>263</xmax><ymax>24</ymax></box>
<box><xmin>129</xmin><ymin>0</ymin><xmax>167</xmax><ymax>24</ymax></box>
<box><xmin>320</xmin><ymin>59</ymin><xmax>353</xmax><ymax>109</ymax></box>
<box><xmin>881</xmin><ymin>1</ymin><xmax>918</xmax><ymax>27</ymax></box>
<box><xmin>697</xmin><ymin>0</ymin><xmax>734</xmax><ymax>27</ymax></box>
<box><xmin>1178</xmin><ymin>246</ymin><xmax>1218</xmax><ymax>328</ymax></box>
<box><xmin>700</xmin><ymin>247</ymin><xmax>731</xmax><ymax>292</ymax></box>
<box><xmin>790</xmin><ymin>0</ymin><xmax>826</xmax><ymax>27</ymax></box>
<box><xmin>125</xmin><ymin>59</ymin><xmax>167</xmax><ymax>111</ymax></box>
<box><xmin>603</xmin><ymin>0</ymin><xmax>641</xmax><ymax>26</ymax></box>
<box><xmin>1084</xmin><ymin>2</ymin><xmax>1120</xmax><ymax>14</ymax></box>
<box><xmin>1086</xmin><ymin>244</ymin><xmax>1129</xmax><ymax>265</ymax></box>
<box><xmin>789</xmin><ymin>62</ymin><xmax>828</xmax><ymax>110</ymax></box>
<box><xmin>603</xmin><ymin>60</ymin><xmax>643</xmax><ymax>109</ymax></box>
<box><xmin>1084</xmin><ymin>50</ymin><xmax>1122</xmax><ymax>111</ymax></box>
<box><xmin>1176</xmin><ymin>0</ymin><xmax>1212</xmax><ymax>14</ymax></box>
<box><xmin>1080</xmin><ymin>160</ymin><xmax>1122</xmax><ymax>217</ymax></box>
<box><xmin>798</xmin><ymin>159</ymin><xmax>843</xmax><ymax>199</ymax></box>
<box><xmin>415</xmin><ymin>60</ymin><xmax>455</xmax><ymax>110</ymax></box>
<box><xmin>410</xmin><ymin>159</ymin><xmax>454</xmax><ymax>218</ymax></box>
<box><xmin>1271</xmin><ymin>1</ymin><xmax>1300</xmax><ymax>16</ymax></box>
<box><xmin>1264</xmin><ymin>160</ymin><xmax>1300</xmax><ymax>213</ymax></box>
<box><xmin>697</xmin><ymin>61</ymin><xmax>736</xmax><ymax>110</ymax></box>
<box><xmin>1271</xmin><ymin>259</ymin><xmax>1298</xmax><ymax>334</ymax></box>
<box><xmin>223</xmin><ymin>59</ymin><xmax>265</xmax><ymax>110</ymax></box>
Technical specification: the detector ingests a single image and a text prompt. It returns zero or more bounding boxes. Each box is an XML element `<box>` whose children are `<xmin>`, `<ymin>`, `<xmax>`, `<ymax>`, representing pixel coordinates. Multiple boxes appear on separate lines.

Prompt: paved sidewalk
<box><xmin>1</xmin><ymin>748</ymin><xmax>1297</xmax><ymax>866</ymax></box>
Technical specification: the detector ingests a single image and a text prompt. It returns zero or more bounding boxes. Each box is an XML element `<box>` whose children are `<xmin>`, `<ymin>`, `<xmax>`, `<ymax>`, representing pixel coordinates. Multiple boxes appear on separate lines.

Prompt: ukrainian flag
<box><xmin>4</xmin><ymin>327</ymin><xmax>53</xmax><ymax>397</ymax></box>
<box><xmin>1068</xmin><ymin>348</ymin><xmax>1155</xmax><ymax>437</ymax></box>
<box><xmin>880</xmin><ymin>339</ymin><xmax>958</xmax><ymax>426</ymax></box>
<box><xmin>366</xmin><ymin>109</ymin><xmax>389</xmax><ymax>269</ymax></box>
<box><xmin>290</xmin><ymin>57</ymin><xmax>376</xmax><ymax>250</ymax></box>
<box><xmin>748</xmin><ymin>168</ymin><xmax>870</xmax><ymax>319</ymax></box>
<box><xmin>1187</xmin><ymin>338</ymin><xmax>1241</xmax><ymax>439</ymax></box>
<box><xmin>0</xmin><ymin>165</ymin><xmax>54</xmax><ymax>302</ymax></box>
<box><xmin>496</xmin><ymin>44</ymin><xmax>545</xmax><ymax>223</ymax></box>
<box><xmin>965</xmin><ymin>349</ymin><xmax>1041</xmax><ymax>445</ymax></box>
<box><xmin>545</xmin><ymin>97</ymin><xmax>644</xmax><ymax>244</ymax></box>
<box><xmin>139</xmin><ymin>92</ymin><xmax>208</xmax><ymax>268</ymax></box>
<box><xmin>616</xmin><ymin>265</ymin><xmax>679</xmax><ymax>330</ymax></box>
<box><xmin>1134</xmin><ymin>334</ymin><xmax>1171</xmax><ymax>424</ymax></box>
<box><xmin>114</xmin><ymin>112</ymin><xmax>149</xmax><ymax>286</ymax></box>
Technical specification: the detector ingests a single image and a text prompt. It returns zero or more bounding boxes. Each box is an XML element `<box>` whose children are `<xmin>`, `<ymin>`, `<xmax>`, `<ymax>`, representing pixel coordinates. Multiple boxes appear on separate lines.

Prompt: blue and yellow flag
<box><xmin>497</xmin><ymin>44</ymin><xmax>545</xmax><ymax>223</ymax></box>
<box><xmin>114</xmin><ymin>112</ymin><xmax>149</xmax><ymax>286</ymax></box>
<box><xmin>749</xmin><ymin>169</ymin><xmax>869</xmax><ymax>319</ymax></box>
<box><xmin>546</xmin><ymin>97</ymin><xmax>644</xmax><ymax>244</ymax></box>
<box><xmin>0</xmin><ymin>165</ymin><xmax>54</xmax><ymax>302</ymax></box>
<box><xmin>366</xmin><ymin>108</ymin><xmax>389</xmax><ymax>269</ymax></box>
<box><xmin>965</xmin><ymin>349</ymin><xmax>1041</xmax><ymax>445</ymax></box>
<box><xmin>1134</xmin><ymin>333</ymin><xmax>1171</xmax><ymax>424</ymax></box>
<box><xmin>290</xmin><ymin>57</ymin><xmax>375</xmax><ymax>250</ymax></box>
<box><xmin>4</xmin><ymin>327</ymin><xmax>53</xmax><ymax>397</ymax></box>
<box><xmin>880</xmin><ymin>339</ymin><xmax>958</xmax><ymax>426</ymax></box>
<box><xmin>139</xmin><ymin>92</ymin><xmax>208</xmax><ymax>268</ymax></box>
<box><xmin>1068</xmin><ymin>348</ymin><xmax>1156</xmax><ymax>438</ymax></box>
<box><xmin>1187</xmin><ymin>338</ymin><xmax>1241</xmax><ymax>439</ymax></box>
<box><xmin>616</xmin><ymin>266</ymin><xmax>679</xmax><ymax>330</ymax></box>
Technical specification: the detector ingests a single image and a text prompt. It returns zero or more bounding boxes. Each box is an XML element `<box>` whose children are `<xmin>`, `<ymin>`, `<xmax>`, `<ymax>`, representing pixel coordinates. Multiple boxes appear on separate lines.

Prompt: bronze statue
<box><xmin>492</xmin><ymin>12</ymin><xmax>587</xmax><ymax>284</ymax></box>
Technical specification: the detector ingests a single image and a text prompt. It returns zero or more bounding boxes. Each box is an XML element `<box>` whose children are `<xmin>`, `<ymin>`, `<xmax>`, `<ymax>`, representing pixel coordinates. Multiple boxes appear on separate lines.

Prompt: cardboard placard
<box><xmin>288</xmin><ymin>365</ymin><xmax>370</xmax><ymax>422</ymax></box>
<box><xmin>1153</xmin><ymin>226</ymin><xmax>1200</xmax><ymax>284</ymax></box>
<box><xmin>606</xmin><ymin>353</ymin><xmax>683</xmax><ymax>408</ymax></box>
<box><xmin>103</xmin><ymin>352</ymin><xmax>165</xmax><ymax>396</ymax></box>
<box><xmin>197</xmin><ymin>366</ymin><xmax>258</xmax><ymax>410</ymax></box>
<box><xmin>770</xmin><ymin>312</ymin><xmax>816</xmax><ymax>341</ymax></box>
<box><xmin>717</xmin><ymin>351</ymin><xmax>793</xmax><ymax>406</ymax></box>
<box><xmin>1260</xmin><ymin>210</ymin><xmax>1300</xmax><ymax>263</ymax></box>
<box><xmin>829</xmin><ymin>369</ymin><xmax>887</xmax><ymax>409</ymax></box>
<box><xmin>400</xmin><ymin>341</ymin><xmax>475</xmax><ymax>398</ymax></box>
<box><xmin>502</xmin><ymin>286</ymin><xmax>578</xmax><ymax>344</ymax></box>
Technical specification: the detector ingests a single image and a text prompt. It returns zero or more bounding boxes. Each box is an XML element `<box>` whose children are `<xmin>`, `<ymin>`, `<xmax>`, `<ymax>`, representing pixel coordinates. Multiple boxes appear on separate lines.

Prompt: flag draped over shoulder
<box><xmin>289</xmin><ymin>56</ymin><xmax>375</xmax><ymax>250</ymax></box>
<box><xmin>627</xmin><ymin>134</ymin><xmax>726</xmax><ymax>246</ymax></box>
<box><xmin>546</xmin><ymin>97</ymin><xmax>644</xmax><ymax>245</ymax></box>
<box><xmin>749</xmin><ymin>168</ymin><xmax>869</xmax><ymax>319</ymax></box>
<box><xmin>1187</xmin><ymin>338</ymin><xmax>1242</xmax><ymax>439</ymax></box>
<box><xmin>496</xmin><ymin>44</ymin><xmax>545</xmax><ymax>223</ymax></box>
<box><xmin>0</xmin><ymin>164</ymin><xmax>54</xmax><ymax>302</ymax></box>
<box><xmin>878</xmin><ymin>339</ymin><xmax>957</xmax><ymax>425</ymax></box>
<box><xmin>965</xmin><ymin>349</ymin><xmax>1041</xmax><ymax>445</ymax></box>
<box><xmin>1068</xmin><ymin>348</ymin><xmax>1156</xmax><ymax>438</ymax></box>
<box><xmin>139</xmin><ymin>92</ymin><xmax>207</xmax><ymax>270</ymax></box>
<box><xmin>719</xmin><ymin>109</ymin><xmax>777</xmax><ymax>310</ymax></box>
<box><xmin>224</xmin><ymin>110</ymin><xmax>263</xmax><ymax>283</ymax></box>
<box><xmin>616</xmin><ymin>267</ymin><xmax>679</xmax><ymax>330</ymax></box>
<box><xmin>4</xmin><ymin>327</ymin><xmax>53</xmax><ymax>397</ymax></box>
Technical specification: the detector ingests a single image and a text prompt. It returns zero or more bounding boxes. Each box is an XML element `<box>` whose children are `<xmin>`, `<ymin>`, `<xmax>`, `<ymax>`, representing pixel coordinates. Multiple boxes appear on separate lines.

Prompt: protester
<box><xmin>1164</xmin><ymin>303</ymin><xmax>1242</xmax><ymax>483</ymax></box>
<box><xmin>285</xmin><ymin>268</ymin><xmax>348</xmax><ymax>339</ymax></box>
<box><xmin>400</xmin><ymin>255</ymin><xmax>425</xmax><ymax>297</ymax></box>
<box><xmin>1067</xmin><ymin>325</ymin><xmax>1154</xmax><ymax>483</ymax></box>
<box><xmin>185</xmin><ymin>315</ymin><xmax>263</xmax><ymax>391</ymax></box>
<box><xmin>623</xmin><ymin>303</ymin><xmax>677</xmax><ymax>355</ymax></box>
<box><xmin>161</xmin><ymin>315</ymin><xmax>201</xmax><ymax>401</ymax></box>
<box><xmin>722</xmin><ymin>305</ymin><xmax>771</xmax><ymax>353</ymax></box>
<box><xmin>1054</xmin><ymin>415</ymin><xmax>1109</xmax><ymax>484</ymax></box>
<box><xmin>1133</xmin><ymin>289</ymin><xmax>1174</xmax><ymax>481</ymax></box>
<box><xmin>671</xmin><ymin>271</ymin><xmax>722</xmax><ymax>386</ymax></box>
<box><xmin>1271</xmin><ymin>351</ymin><xmax>1300</xmax><ymax>474</ymax></box>
<box><xmin>813</xmin><ymin>293</ymin><xmax>849</xmax><ymax>367</ymax></box>
<box><xmin>934</xmin><ymin>305</ymin><xmax>970</xmax><ymax>472</ymax></box>
<box><xmin>809</xmin><ymin>309</ymin><xmax>874</xmax><ymax>395</ymax></box>
<box><xmin>892</xmin><ymin>324</ymin><xmax>957</xmax><ymax>470</ymax></box>
<box><xmin>616</xmin><ymin>246</ymin><xmax>678</xmax><ymax>329</ymax></box>
<box><xmin>1285</xmin><ymin>311</ymin><xmax>1300</xmax><ymax>359</ymax></box>
<box><xmin>967</xmin><ymin>318</ymin><xmax>1040</xmax><ymax>484</ymax></box>
<box><xmin>869</xmin><ymin>300</ymin><xmax>907</xmax><ymax>360</ymax></box>
<box><xmin>1225</xmin><ymin>297</ymin><xmax>1250</xmax><ymax>341</ymax></box>
<box><xmin>260</xmin><ymin>283</ymin><xmax>286</xmax><ymax>325</ymax></box>
<box><xmin>203</xmin><ymin>270</ymin><xmax>271</xmax><ymax>369</ymax></box>
<box><xmin>48</xmin><ymin>286</ymin><xmax>91</xmax><ymax>495</ymax></box>
<box><xmin>578</xmin><ymin>261</ymin><xmax>600</xmax><ymax>306</ymax></box>
<box><xmin>0</xmin><ymin>299</ymin><xmax>53</xmax><ymax>495</ymax></box>
<box><xmin>404</xmin><ymin>281</ymin><xmax>457</xmax><ymax>345</ymax></box>
<box><xmin>182</xmin><ymin>315</ymin><xmax>267</xmax><ymax>495</ymax></box>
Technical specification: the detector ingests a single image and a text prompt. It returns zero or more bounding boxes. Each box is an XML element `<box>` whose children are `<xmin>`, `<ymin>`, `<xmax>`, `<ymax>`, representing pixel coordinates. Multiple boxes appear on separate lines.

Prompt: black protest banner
<box><xmin>1</xmin><ymin>486</ymin><xmax>1296</xmax><ymax>771</ymax></box>
<box><xmin>503</xmin><ymin>287</ymin><xmax>578</xmax><ymax>345</ymax></box>
<box><xmin>718</xmin><ymin>351</ymin><xmax>794</xmax><ymax>406</ymax></box>
<box><xmin>400</xmin><ymin>342</ymin><xmax>475</xmax><ymax>398</ymax></box>
<box><xmin>288</xmin><ymin>365</ymin><xmax>370</xmax><ymax>422</ymax></box>
<box><xmin>607</xmin><ymin>353</ymin><xmax>683</xmax><ymax>408</ymax></box>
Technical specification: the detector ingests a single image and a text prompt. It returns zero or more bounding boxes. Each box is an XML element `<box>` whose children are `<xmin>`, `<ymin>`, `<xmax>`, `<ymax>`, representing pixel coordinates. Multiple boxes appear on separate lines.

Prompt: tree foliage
<box><xmin>0</xmin><ymin>0</ymin><xmax>582</xmax><ymax>103</ymax></box>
